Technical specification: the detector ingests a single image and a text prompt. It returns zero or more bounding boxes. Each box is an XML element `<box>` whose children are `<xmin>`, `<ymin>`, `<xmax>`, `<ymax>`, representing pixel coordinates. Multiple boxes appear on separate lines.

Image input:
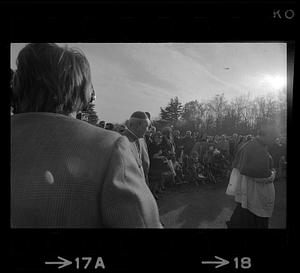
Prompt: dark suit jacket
<box><xmin>11</xmin><ymin>113</ymin><xmax>162</xmax><ymax>228</ymax></box>
<box><xmin>232</xmin><ymin>138</ymin><xmax>272</xmax><ymax>178</ymax></box>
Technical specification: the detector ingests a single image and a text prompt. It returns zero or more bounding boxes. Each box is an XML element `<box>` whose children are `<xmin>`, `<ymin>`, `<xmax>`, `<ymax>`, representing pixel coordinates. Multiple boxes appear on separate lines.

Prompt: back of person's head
<box><xmin>258</xmin><ymin>121</ymin><xmax>276</xmax><ymax>135</ymax></box>
<box><xmin>12</xmin><ymin>43</ymin><xmax>92</xmax><ymax>115</ymax></box>
<box><xmin>98</xmin><ymin>120</ymin><xmax>106</xmax><ymax>128</ymax></box>
<box><xmin>105</xmin><ymin>123</ymin><xmax>114</xmax><ymax>130</ymax></box>
<box><xmin>117</xmin><ymin>124</ymin><xmax>126</xmax><ymax>133</ymax></box>
<box><xmin>258</xmin><ymin>121</ymin><xmax>279</xmax><ymax>145</ymax></box>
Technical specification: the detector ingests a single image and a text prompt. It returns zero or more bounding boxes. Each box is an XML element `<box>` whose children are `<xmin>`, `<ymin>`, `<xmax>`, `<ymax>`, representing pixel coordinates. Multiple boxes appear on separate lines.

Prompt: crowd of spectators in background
<box><xmin>92</xmin><ymin>117</ymin><xmax>287</xmax><ymax>200</ymax></box>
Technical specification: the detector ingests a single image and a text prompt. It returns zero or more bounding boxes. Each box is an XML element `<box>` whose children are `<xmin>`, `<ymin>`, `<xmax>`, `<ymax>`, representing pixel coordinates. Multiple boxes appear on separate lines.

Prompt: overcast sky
<box><xmin>11</xmin><ymin>43</ymin><xmax>287</xmax><ymax>123</ymax></box>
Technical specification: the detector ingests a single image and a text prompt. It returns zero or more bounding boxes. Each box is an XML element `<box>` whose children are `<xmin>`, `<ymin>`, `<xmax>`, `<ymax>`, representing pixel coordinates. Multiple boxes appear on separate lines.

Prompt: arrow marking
<box><xmin>45</xmin><ymin>256</ymin><xmax>72</xmax><ymax>269</ymax></box>
<box><xmin>202</xmin><ymin>256</ymin><xmax>230</xmax><ymax>268</ymax></box>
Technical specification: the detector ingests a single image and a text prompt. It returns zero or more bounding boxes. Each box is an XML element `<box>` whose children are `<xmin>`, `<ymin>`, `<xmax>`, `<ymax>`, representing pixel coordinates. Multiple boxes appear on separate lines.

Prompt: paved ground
<box><xmin>156</xmin><ymin>177</ymin><xmax>286</xmax><ymax>228</ymax></box>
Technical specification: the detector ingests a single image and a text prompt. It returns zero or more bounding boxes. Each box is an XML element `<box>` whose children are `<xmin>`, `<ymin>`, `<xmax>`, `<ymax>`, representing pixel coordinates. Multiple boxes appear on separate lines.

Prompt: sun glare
<box><xmin>263</xmin><ymin>74</ymin><xmax>286</xmax><ymax>91</ymax></box>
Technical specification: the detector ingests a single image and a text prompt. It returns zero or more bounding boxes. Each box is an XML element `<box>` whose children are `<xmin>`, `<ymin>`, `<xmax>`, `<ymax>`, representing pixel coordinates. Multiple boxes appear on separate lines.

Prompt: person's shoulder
<box><xmin>246</xmin><ymin>138</ymin><xmax>260</xmax><ymax>148</ymax></box>
<box><xmin>12</xmin><ymin>112</ymin><xmax>124</xmax><ymax>147</ymax></box>
<box><xmin>241</xmin><ymin>138</ymin><xmax>265</xmax><ymax>156</ymax></box>
<box><xmin>68</xmin><ymin>117</ymin><xmax>120</xmax><ymax>138</ymax></box>
<box><xmin>55</xmin><ymin>116</ymin><xmax>125</xmax><ymax>146</ymax></box>
<box><xmin>120</xmin><ymin>128</ymin><xmax>138</xmax><ymax>143</ymax></box>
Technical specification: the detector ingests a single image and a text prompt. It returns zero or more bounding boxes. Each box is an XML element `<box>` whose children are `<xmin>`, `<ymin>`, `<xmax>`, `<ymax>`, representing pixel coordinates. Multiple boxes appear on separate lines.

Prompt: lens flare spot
<box><xmin>67</xmin><ymin>157</ymin><xmax>85</xmax><ymax>177</ymax></box>
<box><xmin>45</xmin><ymin>171</ymin><xmax>54</xmax><ymax>184</ymax></box>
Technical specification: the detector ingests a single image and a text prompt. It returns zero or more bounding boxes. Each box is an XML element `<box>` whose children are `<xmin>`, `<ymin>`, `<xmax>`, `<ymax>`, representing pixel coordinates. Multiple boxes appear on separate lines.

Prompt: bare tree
<box><xmin>157</xmin><ymin>91</ymin><xmax>287</xmax><ymax>136</ymax></box>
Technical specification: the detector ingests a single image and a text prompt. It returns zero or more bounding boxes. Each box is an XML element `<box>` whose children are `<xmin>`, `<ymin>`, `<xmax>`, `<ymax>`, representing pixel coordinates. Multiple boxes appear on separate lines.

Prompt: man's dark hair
<box><xmin>257</xmin><ymin>120</ymin><xmax>277</xmax><ymax>137</ymax></box>
<box><xmin>12</xmin><ymin>43</ymin><xmax>92</xmax><ymax>115</ymax></box>
<box><xmin>98</xmin><ymin>120</ymin><xmax>106</xmax><ymax>128</ymax></box>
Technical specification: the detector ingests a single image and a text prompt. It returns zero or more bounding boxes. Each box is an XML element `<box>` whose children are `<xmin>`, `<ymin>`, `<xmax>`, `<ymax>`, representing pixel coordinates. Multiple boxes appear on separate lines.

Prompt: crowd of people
<box><xmin>144</xmin><ymin>127</ymin><xmax>286</xmax><ymax>200</ymax></box>
<box><xmin>92</xmin><ymin>116</ymin><xmax>287</xmax><ymax>203</ymax></box>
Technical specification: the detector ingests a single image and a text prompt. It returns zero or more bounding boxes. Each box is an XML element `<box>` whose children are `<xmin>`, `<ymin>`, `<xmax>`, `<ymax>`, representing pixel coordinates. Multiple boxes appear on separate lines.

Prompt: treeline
<box><xmin>152</xmin><ymin>91</ymin><xmax>287</xmax><ymax>136</ymax></box>
<box><xmin>78</xmin><ymin>90</ymin><xmax>287</xmax><ymax>137</ymax></box>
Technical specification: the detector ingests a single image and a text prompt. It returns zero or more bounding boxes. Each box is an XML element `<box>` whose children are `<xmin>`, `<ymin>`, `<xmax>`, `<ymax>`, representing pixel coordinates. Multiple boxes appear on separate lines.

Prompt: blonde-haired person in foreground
<box><xmin>11</xmin><ymin>43</ymin><xmax>162</xmax><ymax>228</ymax></box>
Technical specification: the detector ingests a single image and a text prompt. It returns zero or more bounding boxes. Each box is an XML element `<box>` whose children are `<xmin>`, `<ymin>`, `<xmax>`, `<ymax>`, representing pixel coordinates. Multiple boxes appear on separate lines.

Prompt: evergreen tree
<box><xmin>86</xmin><ymin>103</ymin><xmax>99</xmax><ymax>125</ymax></box>
<box><xmin>158</xmin><ymin>91</ymin><xmax>287</xmax><ymax>136</ymax></box>
<box><xmin>159</xmin><ymin>96</ymin><xmax>183</xmax><ymax>125</ymax></box>
<box><xmin>81</xmin><ymin>86</ymin><xmax>99</xmax><ymax>125</ymax></box>
<box><xmin>159</xmin><ymin>107</ymin><xmax>170</xmax><ymax>121</ymax></box>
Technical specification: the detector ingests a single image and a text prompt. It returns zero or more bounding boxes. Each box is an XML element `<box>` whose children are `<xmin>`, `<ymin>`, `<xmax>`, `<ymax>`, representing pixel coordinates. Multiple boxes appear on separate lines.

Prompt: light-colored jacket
<box><xmin>121</xmin><ymin>129</ymin><xmax>150</xmax><ymax>185</ymax></box>
<box><xmin>11</xmin><ymin>113</ymin><xmax>162</xmax><ymax>228</ymax></box>
<box><xmin>140</xmin><ymin>138</ymin><xmax>150</xmax><ymax>184</ymax></box>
